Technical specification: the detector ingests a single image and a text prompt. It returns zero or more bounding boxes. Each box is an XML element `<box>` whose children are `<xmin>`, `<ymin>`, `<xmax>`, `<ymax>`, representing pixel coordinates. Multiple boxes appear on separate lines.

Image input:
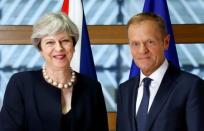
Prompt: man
<box><xmin>116</xmin><ymin>12</ymin><xmax>204</xmax><ymax>131</ymax></box>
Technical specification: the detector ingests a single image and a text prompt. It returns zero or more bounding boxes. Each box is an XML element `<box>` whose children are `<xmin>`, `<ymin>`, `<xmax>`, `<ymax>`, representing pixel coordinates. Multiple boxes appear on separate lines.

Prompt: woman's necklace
<box><xmin>42</xmin><ymin>65</ymin><xmax>76</xmax><ymax>89</ymax></box>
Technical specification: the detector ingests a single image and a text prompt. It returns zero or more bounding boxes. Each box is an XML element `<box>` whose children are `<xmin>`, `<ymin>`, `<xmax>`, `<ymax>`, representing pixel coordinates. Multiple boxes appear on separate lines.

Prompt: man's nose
<box><xmin>138</xmin><ymin>43</ymin><xmax>148</xmax><ymax>54</ymax></box>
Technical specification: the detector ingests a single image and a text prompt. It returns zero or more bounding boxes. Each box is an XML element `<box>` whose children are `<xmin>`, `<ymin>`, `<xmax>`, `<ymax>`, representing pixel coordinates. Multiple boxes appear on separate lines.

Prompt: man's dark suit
<box><xmin>0</xmin><ymin>70</ymin><xmax>108</xmax><ymax>131</ymax></box>
<box><xmin>117</xmin><ymin>63</ymin><xmax>204</xmax><ymax>131</ymax></box>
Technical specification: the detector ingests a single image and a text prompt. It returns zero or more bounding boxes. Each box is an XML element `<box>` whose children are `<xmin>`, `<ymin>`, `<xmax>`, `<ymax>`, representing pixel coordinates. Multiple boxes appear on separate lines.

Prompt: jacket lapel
<box><xmin>69</xmin><ymin>73</ymin><xmax>85</xmax><ymax>128</ymax></box>
<box><xmin>128</xmin><ymin>75</ymin><xmax>140</xmax><ymax>131</ymax></box>
<box><xmin>146</xmin><ymin>64</ymin><xmax>179</xmax><ymax>131</ymax></box>
<box><xmin>67</xmin><ymin>73</ymin><xmax>89</xmax><ymax>131</ymax></box>
<box><xmin>33</xmin><ymin>71</ymin><xmax>61</xmax><ymax>131</ymax></box>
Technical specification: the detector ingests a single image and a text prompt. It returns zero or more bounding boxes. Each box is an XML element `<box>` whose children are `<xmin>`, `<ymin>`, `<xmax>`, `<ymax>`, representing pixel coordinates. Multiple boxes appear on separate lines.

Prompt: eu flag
<box><xmin>61</xmin><ymin>0</ymin><xmax>97</xmax><ymax>80</ymax></box>
<box><xmin>129</xmin><ymin>0</ymin><xmax>180</xmax><ymax>78</ymax></box>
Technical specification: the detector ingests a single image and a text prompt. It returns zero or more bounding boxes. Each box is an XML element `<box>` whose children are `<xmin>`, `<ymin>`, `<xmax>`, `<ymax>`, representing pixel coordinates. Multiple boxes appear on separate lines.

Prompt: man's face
<box><xmin>128</xmin><ymin>20</ymin><xmax>170</xmax><ymax>76</ymax></box>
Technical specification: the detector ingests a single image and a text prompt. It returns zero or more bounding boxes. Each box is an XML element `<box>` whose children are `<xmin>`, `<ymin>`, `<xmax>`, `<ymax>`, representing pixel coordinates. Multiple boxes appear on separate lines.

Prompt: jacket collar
<box><xmin>33</xmin><ymin>71</ymin><xmax>85</xmax><ymax>131</ymax></box>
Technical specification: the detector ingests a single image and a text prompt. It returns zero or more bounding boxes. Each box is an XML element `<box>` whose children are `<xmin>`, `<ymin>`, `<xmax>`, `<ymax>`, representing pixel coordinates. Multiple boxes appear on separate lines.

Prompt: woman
<box><xmin>0</xmin><ymin>12</ymin><xmax>108</xmax><ymax>131</ymax></box>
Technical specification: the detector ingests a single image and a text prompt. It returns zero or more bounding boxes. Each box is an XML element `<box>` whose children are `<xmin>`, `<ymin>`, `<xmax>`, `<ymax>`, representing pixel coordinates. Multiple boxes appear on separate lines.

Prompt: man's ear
<box><xmin>164</xmin><ymin>34</ymin><xmax>170</xmax><ymax>50</ymax></box>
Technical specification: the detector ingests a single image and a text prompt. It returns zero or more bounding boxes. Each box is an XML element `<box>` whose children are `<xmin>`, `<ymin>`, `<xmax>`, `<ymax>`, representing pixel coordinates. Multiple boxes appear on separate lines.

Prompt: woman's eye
<box><xmin>61</xmin><ymin>40</ymin><xmax>69</xmax><ymax>44</ymax></box>
<box><xmin>61</xmin><ymin>39</ymin><xmax>73</xmax><ymax>47</ymax></box>
<box><xmin>46</xmin><ymin>41</ymin><xmax>55</xmax><ymax>45</ymax></box>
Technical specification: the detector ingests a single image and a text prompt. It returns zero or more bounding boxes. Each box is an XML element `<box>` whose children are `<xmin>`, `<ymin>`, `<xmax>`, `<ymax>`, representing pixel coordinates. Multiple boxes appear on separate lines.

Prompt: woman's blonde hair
<box><xmin>31</xmin><ymin>12</ymin><xmax>79</xmax><ymax>50</ymax></box>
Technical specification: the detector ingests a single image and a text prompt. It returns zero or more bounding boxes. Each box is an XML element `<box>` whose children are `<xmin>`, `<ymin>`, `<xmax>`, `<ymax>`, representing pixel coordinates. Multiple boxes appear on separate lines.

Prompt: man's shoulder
<box><xmin>167</xmin><ymin>64</ymin><xmax>203</xmax><ymax>86</ymax></box>
<box><xmin>119</xmin><ymin>76</ymin><xmax>139</xmax><ymax>90</ymax></box>
<box><xmin>167</xmin><ymin>63</ymin><xmax>201</xmax><ymax>80</ymax></box>
<box><xmin>178</xmin><ymin>69</ymin><xmax>202</xmax><ymax>82</ymax></box>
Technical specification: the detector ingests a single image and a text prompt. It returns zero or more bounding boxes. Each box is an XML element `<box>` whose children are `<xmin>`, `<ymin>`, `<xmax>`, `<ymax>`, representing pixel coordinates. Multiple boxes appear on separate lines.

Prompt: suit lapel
<box><xmin>33</xmin><ymin>71</ymin><xmax>61</xmax><ymax>131</ymax></box>
<box><xmin>68</xmin><ymin>73</ymin><xmax>89</xmax><ymax>131</ymax></box>
<box><xmin>146</xmin><ymin>64</ymin><xmax>179</xmax><ymax>131</ymax></box>
<box><xmin>70</xmin><ymin>73</ymin><xmax>85</xmax><ymax>126</ymax></box>
<box><xmin>128</xmin><ymin>75</ymin><xmax>140</xmax><ymax>131</ymax></box>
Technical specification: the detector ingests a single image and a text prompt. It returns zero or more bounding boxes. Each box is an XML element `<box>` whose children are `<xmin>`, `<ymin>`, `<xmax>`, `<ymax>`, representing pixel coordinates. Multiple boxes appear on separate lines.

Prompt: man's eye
<box><xmin>147</xmin><ymin>40</ymin><xmax>154</xmax><ymax>44</ymax></box>
<box><xmin>131</xmin><ymin>42</ymin><xmax>139</xmax><ymax>47</ymax></box>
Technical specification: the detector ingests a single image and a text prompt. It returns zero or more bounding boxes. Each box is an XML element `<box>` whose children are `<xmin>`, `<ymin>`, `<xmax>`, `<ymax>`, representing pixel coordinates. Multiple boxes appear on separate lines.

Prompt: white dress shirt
<box><xmin>136</xmin><ymin>59</ymin><xmax>169</xmax><ymax>114</ymax></box>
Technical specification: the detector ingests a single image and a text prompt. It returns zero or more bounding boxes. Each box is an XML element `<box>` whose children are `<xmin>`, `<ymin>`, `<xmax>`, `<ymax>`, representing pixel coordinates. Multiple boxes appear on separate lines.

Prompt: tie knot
<box><xmin>143</xmin><ymin>77</ymin><xmax>152</xmax><ymax>89</ymax></box>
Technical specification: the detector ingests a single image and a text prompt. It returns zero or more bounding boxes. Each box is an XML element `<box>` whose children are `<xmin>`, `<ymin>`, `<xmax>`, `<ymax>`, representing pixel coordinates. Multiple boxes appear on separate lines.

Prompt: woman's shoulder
<box><xmin>76</xmin><ymin>72</ymin><xmax>100</xmax><ymax>85</ymax></box>
<box><xmin>75</xmin><ymin>72</ymin><xmax>102</xmax><ymax>91</ymax></box>
<box><xmin>11</xmin><ymin>70</ymin><xmax>41</xmax><ymax>81</ymax></box>
<box><xmin>6</xmin><ymin>70</ymin><xmax>42</xmax><ymax>92</ymax></box>
<box><xmin>75</xmin><ymin>72</ymin><xmax>103</xmax><ymax>95</ymax></box>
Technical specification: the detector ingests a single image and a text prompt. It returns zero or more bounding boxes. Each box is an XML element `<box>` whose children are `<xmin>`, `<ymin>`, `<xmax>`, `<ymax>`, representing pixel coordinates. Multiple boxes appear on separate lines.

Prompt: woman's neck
<box><xmin>45</xmin><ymin>66</ymin><xmax>71</xmax><ymax>84</ymax></box>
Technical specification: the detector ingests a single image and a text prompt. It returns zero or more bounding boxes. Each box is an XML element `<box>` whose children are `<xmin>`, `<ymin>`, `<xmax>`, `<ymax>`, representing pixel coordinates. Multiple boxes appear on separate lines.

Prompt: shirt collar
<box><xmin>139</xmin><ymin>59</ymin><xmax>169</xmax><ymax>86</ymax></box>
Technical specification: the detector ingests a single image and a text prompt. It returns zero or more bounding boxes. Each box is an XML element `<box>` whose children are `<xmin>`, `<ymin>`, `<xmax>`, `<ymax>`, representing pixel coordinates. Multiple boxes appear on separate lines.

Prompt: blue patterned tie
<box><xmin>136</xmin><ymin>77</ymin><xmax>152</xmax><ymax>131</ymax></box>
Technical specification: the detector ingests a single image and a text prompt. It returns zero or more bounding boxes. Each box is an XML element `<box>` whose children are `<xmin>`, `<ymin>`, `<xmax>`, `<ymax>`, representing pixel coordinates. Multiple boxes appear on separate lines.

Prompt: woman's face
<box><xmin>40</xmin><ymin>32</ymin><xmax>74</xmax><ymax>70</ymax></box>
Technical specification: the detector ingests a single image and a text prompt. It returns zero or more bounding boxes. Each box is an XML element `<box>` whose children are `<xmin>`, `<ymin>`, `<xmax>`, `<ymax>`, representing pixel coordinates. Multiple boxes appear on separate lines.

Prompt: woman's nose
<box><xmin>55</xmin><ymin>41</ymin><xmax>63</xmax><ymax>51</ymax></box>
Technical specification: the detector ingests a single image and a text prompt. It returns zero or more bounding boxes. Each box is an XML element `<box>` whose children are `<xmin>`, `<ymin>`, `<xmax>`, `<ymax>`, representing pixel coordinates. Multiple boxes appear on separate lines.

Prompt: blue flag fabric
<box><xmin>62</xmin><ymin>0</ymin><xmax>97</xmax><ymax>80</ymax></box>
<box><xmin>129</xmin><ymin>0</ymin><xmax>180</xmax><ymax>78</ymax></box>
<box><xmin>80</xmin><ymin>11</ymin><xmax>97</xmax><ymax>80</ymax></box>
